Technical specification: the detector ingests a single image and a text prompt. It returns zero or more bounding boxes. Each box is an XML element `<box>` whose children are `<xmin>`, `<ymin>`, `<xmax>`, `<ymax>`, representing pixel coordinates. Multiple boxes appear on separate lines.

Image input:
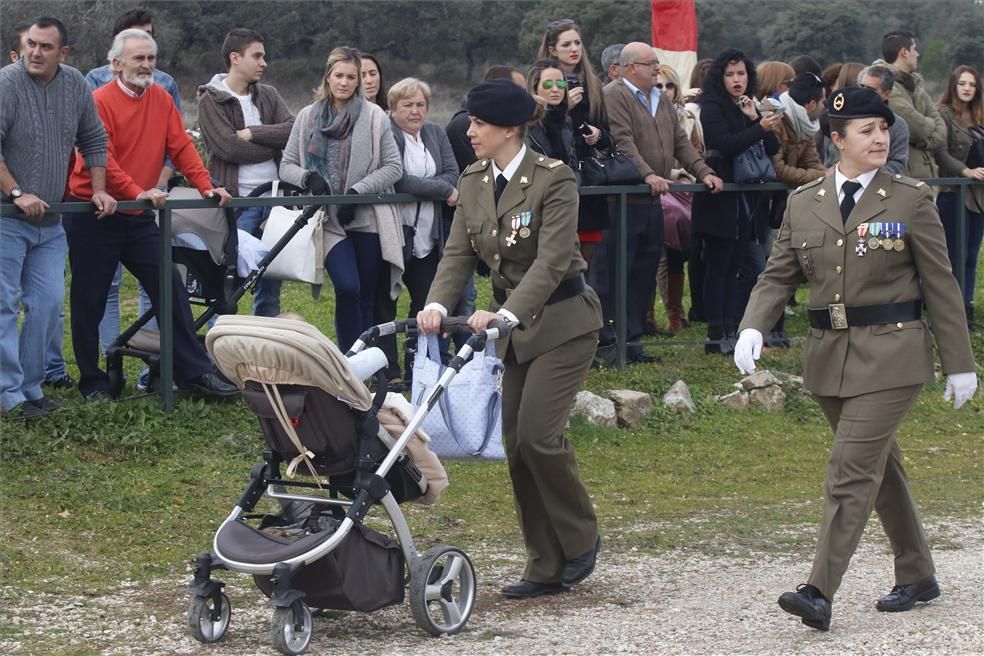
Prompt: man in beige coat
<box><xmin>735</xmin><ymin>87</ymin><xmax>977</xmax><ymax>631</ymax></box>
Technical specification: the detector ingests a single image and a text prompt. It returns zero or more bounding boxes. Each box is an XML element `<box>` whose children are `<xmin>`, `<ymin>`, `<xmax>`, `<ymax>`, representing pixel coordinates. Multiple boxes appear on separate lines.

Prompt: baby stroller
<box><xmin>104</xmin><ymin>182</ymin><xmax>314</xmax><ymax>398</ymax></box>
<box><xmin>186</xmin><ymin>314</ymin><xmax>510</xmax><ymax>654</ymax></box>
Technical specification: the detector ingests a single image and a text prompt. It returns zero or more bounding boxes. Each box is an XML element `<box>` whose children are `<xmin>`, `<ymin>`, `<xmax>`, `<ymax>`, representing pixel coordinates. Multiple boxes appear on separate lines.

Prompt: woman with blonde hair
<box><xmin>935</xmin><ymin>64</ymin><xmax>984</xmax><ymax>329</ymax></box>
<box><xmin>756</xmin><ymin>60</ymin><xmax>795</xmax><ymax>102</ymax></box>
<box><xmin>280</xmin><ymin>46</ymin><xmax>404</xmax><ymax>351</ymax></box>
<box><xmin>647</xmin><ymin>62</ymin><xmax>704</xmax><ymax>334</ymax></box>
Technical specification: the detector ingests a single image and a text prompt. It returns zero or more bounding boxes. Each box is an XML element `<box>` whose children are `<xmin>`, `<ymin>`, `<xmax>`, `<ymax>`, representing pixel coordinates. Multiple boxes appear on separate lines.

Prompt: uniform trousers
<box><xmin>62</xmin><ymin>208</ymin><xmax>213</xmax><ymax>396</ymax></box>
<box><xmin>502</xmin><ymin>330</ymin><xmax>599</xmax><ymax>583</ymax></box>
<box><xmin>810</xmin><ymin>384</ymin><xmax>935</xmax><ymax>600</ymax></box>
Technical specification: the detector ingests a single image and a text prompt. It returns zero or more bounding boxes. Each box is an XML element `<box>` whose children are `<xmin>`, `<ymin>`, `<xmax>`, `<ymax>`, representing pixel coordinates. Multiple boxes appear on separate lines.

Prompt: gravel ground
<box><xmin>2</xmin><ymin>518</ymin><xmax>981</xmax><ymax>655</ymax></box>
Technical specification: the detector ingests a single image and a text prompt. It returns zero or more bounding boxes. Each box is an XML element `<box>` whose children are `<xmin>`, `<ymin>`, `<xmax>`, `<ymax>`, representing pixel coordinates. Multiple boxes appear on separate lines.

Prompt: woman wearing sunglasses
<box><xmin>525</xmin><ymin>59</ymin><xmax>608</xmax><ymax>182</ymax></box>
<box><xmin>537</xmin><ymin>19</ymin><xmax>610</xmax><ymax>262</ymax></box>
<box><xmin>645</xmin><ymin>63</ymin><xmax>704</xmax><ymax>335</ymax></box>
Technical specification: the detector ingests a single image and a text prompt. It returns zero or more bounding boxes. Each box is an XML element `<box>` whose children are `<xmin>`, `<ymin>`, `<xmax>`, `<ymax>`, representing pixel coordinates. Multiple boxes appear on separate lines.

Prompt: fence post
<box><xmin>615</xmin><ymin>191</ymin><xmax>628</xmax><ymax>369</ymax></box>
<box><xmin>158</xmin><ymin>203</ymin><xmax>174</xmax><ymax>411</ymax></box>
<box><xmin>955</xmin><ymin>181</ymin><xmax>968</xmax><ymax>300</ymax></box>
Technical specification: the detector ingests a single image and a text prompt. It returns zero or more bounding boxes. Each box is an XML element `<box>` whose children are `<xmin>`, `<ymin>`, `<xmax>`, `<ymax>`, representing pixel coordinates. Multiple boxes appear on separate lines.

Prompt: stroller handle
<box><xmin>347</xmin><ymin>316</ymin><xmax>513</xmax><ymax>357</ymax></box>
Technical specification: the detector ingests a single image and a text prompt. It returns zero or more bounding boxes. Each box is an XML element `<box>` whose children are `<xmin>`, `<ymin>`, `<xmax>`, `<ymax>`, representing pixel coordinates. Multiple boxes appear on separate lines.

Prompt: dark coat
<box><xmin>692</xmin><ymin>93</ymin><xmax>780</xmax><ymax>240</ymax></box>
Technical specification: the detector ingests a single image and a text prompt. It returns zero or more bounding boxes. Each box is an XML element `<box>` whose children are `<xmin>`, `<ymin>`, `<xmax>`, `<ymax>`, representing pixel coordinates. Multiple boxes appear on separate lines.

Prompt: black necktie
<box><xmin>840</xmin><ymin>180</ymin><xmax>862</xmax><ymax>224</ymax></box>
<box><xmin>494</xmin><ymin>174</ymin><xmax>508</xmax><ymax>205</ymax></box>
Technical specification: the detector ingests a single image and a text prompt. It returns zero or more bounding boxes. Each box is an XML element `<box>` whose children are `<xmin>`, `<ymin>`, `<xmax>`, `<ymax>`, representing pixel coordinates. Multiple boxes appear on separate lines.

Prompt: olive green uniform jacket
<box><xmin>427</xmin><ymin>149</ymin><xmax>602</xmax><ymax>360</ymax></box>
<box><xmin>739</xmin><ymin>169</ymin><xmax>975</xmax><ymax>397</ymax></box>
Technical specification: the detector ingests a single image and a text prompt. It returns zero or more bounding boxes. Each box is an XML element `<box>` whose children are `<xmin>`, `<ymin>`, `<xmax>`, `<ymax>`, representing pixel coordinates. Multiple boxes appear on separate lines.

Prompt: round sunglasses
<box><xmin>655</xmin><ymin>82</ymin><xmax>676</xmax><ymax>90</ymax></box>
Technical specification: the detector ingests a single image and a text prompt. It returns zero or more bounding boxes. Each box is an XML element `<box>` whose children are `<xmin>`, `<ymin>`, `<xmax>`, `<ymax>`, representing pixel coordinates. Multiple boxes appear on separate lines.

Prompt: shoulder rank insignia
<box><xmin>548</xmin><ymin>160</ymin><xmax>563</xmax><ymax>169</ymax></box>
<box><xmin>795</xmin><ymin>177</ymin><xmax>825</xmax><ymax>194</ymax></box>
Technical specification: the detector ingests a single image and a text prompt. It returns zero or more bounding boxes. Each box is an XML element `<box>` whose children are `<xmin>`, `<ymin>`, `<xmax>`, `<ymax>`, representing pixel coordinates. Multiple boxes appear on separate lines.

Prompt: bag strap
<box><xmin>261</xmin><ymin>383</ymin><xmax>322</xmax><ymax>486</ymax></box>
<box><xmin>435</xmin><ymin>359</ymin><xmax>503</xmax><ymax>457</ymax></box>
<box><xmin>434</xmin><ymin>344</ymin><xmax>502</xmax><ymax>457</ymax></box>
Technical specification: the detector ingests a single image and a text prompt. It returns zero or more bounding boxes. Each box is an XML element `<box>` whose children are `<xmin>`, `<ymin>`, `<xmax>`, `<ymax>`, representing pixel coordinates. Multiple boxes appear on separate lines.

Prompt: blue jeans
<box><xmin>44</xmin><ymin>303</ymin><xmax>68</xmax><ymax>381</ymax></box>
<box><xmin>937</xmin><ymin>191</ymin><xmax>984</xmax><ymax>306</ymax></box>
<box><xmin>238</xmin><ymin>205</ymin><xmax>282</xmax><ymax>317</ymax></box>
<box><xmin>0</xmin><ymin>217</ymin><xmax>67</xmax><ymax>410</ymax></box>
<box><xmin>324</xmin><ymin>231</ymin><xmax>382</xmax><ymax>351</ymax></box>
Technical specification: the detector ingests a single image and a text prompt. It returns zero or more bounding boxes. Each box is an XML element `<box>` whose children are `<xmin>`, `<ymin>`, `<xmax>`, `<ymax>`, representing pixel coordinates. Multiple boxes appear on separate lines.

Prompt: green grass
<box><xmin>0</xmin><ymin>268</ymin><xmax>981</xmax><ymax>597</ymax></box>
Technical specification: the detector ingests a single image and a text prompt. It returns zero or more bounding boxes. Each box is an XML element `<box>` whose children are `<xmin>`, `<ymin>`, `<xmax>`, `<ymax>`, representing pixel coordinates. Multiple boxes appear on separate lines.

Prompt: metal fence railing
<box><xmin>2</xmin><ymin>177</ymin><xmax>980</xmax><ymax>409</ymax></box>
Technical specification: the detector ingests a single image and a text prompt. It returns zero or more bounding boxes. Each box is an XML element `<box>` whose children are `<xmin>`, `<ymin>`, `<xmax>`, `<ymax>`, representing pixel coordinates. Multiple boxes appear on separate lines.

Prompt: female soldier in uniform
<box><xmin>417</xmin><ymin>79</ymin><xmax>603</xmax><ymax>599</ymax></box>
<box><xmin>734</xmin><ymin>87</ymin><xmax>977</xmax><ymax>631</ymax></box>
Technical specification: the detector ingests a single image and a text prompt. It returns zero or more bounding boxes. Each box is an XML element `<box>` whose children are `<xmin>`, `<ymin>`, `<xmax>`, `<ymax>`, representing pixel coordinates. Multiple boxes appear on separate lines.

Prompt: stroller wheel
<box><xmin>271</xmin><ymin>601</ymin><xmax>313</xmax><ymax>655</ymax></box>
<box><xmin>106</xmin><ymin>356</ymin><xmax>125</xmax><ymax>400</ymax></box>
<box><xmin>409</xmin><ymin>545</ymin><xmax>476</xmax><ymax>636</ymax></box>
<box><xmin>187</xmin><ymin>593</ymin><xmax>231</xmax><ymax>643</ymax></box>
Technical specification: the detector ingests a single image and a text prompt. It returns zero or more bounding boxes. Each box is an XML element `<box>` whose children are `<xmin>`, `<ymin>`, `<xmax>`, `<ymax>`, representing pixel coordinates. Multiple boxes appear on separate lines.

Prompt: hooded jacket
<box><xmin>886</xmin><ymin>64</ymin><xmax>947</xmax><ymax>179</ymax></box>
<box><xmin>196</xmin><ymin>73</ymin><xmax>294</xmax><ymax>196</ymax></box>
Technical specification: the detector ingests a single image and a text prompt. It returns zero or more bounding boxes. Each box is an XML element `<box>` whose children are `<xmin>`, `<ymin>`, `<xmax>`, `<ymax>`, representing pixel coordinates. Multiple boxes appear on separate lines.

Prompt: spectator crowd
<box><xmin>2</xmin><ymin>8</ymin><xmax>982</xmax><ymax>420</ymax></box>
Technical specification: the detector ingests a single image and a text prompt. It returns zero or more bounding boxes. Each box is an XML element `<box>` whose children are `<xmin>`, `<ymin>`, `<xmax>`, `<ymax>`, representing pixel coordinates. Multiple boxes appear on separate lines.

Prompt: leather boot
<box><xmin>666</xmin><ymin>272</ymin><xmax>687</xmax><ymax>333</ymax></box>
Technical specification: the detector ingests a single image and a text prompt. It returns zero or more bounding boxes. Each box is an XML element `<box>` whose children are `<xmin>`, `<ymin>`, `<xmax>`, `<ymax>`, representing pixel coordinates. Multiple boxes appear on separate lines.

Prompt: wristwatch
<box><xmin>9</xmin><ymin>187</ymin><xmax>23</xmax><ymax>200</ymax></box>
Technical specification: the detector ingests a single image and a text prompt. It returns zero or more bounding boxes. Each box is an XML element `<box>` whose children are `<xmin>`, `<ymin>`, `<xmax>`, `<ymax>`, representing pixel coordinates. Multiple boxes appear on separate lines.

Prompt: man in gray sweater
<box><xmin>197</xmin><ymin>28</ymin><xmax>294</xmax><ymax>317</ymax></box>
<box><xmin>0</xmin><ymin>17</ymin><xmax>116</xmax><ymax>420</ymax></box>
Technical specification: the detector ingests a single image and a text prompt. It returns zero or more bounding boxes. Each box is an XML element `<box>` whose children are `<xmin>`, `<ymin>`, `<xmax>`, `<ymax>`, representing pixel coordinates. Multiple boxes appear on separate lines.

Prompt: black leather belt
<box><xmin>807</xmin><ymin>300</ymin><xmax>922</xmax><ymax>330</ymax></box>
<box><xmin>493</xmin><ymin>274</ymin><xmax>587</xmax><ymax>306</ymax></box>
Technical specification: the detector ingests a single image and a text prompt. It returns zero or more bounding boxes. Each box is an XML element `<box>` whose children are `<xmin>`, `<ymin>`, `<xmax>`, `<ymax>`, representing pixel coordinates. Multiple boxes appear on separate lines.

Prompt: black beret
<box><xmin>823</xmin><ymin>86</ymin><xmax>895</xmax><ymax>136</ymax></box>
<box><xmin>466</xmin><ymin>79</ymin><xmax>537</xmax><ymax>127</ymax></box>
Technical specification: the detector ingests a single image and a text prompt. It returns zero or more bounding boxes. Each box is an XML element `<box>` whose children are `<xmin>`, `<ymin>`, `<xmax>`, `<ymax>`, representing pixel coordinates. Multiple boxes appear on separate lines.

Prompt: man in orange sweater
<box><xmin>64</xmin><ymin>28</ymin><xmax>235</xmax><ymax>400</ymax></box>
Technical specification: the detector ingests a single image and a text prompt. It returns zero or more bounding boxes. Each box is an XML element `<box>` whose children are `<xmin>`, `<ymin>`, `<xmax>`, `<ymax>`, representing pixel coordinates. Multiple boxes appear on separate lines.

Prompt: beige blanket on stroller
<box><xmin>206</xmin><ymin>315</ymin><xmax>448</xmax><ymax>504</ymax></box>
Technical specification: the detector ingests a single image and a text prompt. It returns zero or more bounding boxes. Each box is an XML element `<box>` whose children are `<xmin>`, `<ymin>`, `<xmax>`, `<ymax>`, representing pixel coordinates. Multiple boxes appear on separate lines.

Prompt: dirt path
<box><xmin>2</xmin><ymin>519</ymin><xmax>981</xmax><ymax>655</ymax></box>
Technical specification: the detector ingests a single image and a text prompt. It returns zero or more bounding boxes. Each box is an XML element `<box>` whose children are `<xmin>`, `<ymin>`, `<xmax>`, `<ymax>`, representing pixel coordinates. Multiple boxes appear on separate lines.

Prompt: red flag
<box><xmin>650</xmin><ymin>0</ymin><xmax>698</xmax><ymax>87</ymax></box>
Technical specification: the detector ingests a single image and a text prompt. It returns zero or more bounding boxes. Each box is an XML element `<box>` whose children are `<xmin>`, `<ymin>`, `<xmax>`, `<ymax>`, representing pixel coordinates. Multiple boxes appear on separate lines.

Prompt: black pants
<box><xmin>701</xmin><ymin>212</ymin><xmax>751</xmax><ymax>339</ymax></box>
<box><xmin>596</xmin><ymin>201</ymin><xmax>663</xmax><ymax>351</ymax></box>
<box><xmin>376</xmin><ymin>248</ymin><xmax>442</xmax><ymax>379</ymax></box>
<box><xmin>63</xmin><ymin>207</ymin><xmax>212</xmax><ymax>396</ymax></box>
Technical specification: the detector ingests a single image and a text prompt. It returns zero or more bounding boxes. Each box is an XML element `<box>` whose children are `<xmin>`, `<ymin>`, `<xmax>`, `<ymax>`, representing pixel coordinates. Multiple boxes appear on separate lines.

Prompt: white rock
<box><xmin>718</xmin><ymin>390</ymin><xmax>749</xmax><ymax>410</ymax></box>
<box><xmin>750</xmin><ymin>385</ymin><xmax>786</xmax><ymax>412</ymax></box>
<box><xmin>775</xmin><ymin>372</ymin><xmax>804</xmax><ymax>387</ymax></box>
<box><xmin>663</xmin><ymin>380</ymin><xmax>696</xmax><ymax>413</ymax></box>
<box><xmin>607</xmin><ymin>389</ymin><xmax>653</xmax><ymax>426</ymax></box>
<box><xmin>740</xmin><ymin>370</ymin><xmax>782</xmax><ymax>390</ymax></box>
<box><xmin>571</xmin><ymin>391</ymin><xmax>617</xmax><ymax>427</ymax></box>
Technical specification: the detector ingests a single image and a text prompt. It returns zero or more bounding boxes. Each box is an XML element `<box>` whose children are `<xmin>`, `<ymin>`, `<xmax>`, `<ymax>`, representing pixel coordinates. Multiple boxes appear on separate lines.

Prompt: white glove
<box><xmin>734</xmin><ymin>328</ymin><xmax>763</xmax><ymax>374</ymax></box>
<box><xmin>944</xmin><ymin>372</ymin><xmax>978</xmax><ymax>410</ymax></box>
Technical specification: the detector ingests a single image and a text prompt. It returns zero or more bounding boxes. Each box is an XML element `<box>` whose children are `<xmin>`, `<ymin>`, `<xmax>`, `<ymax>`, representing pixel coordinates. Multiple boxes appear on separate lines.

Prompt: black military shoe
<box><xmin>178</xmin><ymin>372</ymin><xmax>238</xmax><ymax>398</ymax></box>
<box><xmin>562</xmin><ymin>536</ymin><xmax>602</xmax><ymax>586</ymax></box>
<box><xmin>501</xmin><ymin>580</ymin><xmax>567</xmax><ymax>599</ymax></box>
<box><xmin>876</xmin><ymin>576</ymin><xmax>940</xmax><ymax>612</ymax></box>
<box><xmin>778</xmin><ymin>583</ymin><xmax>831</xmax><ymax>631</ymax></box>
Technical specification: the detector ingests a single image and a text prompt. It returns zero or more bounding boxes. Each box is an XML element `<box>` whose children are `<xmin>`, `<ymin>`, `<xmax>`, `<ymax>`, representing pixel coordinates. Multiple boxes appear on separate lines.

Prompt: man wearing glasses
<box><xmin>597</xmin><ymin>41</ymin><xmax>722</xmax><ymax>364</ymax></box>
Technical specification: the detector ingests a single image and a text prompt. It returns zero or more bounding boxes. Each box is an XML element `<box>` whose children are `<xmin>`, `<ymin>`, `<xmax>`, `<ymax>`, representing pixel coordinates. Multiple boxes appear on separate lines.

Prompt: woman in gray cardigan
<box><xmin>279</xmin><ymin>46</ymin><xmax>403</xmax><ymax>350</ymax></box>
<box><xmin>377</xmin><ymin>78</ymin><xmax>460</xmax><ymax>384</ymax></box>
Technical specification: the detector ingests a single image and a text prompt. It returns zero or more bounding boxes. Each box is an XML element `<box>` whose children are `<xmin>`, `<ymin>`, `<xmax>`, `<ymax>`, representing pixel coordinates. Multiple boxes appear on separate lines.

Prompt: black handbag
<box><xmin>733</xmin><ymin>141</ymin><xmax>777</xmax><ymax>183</ymax></box>
<box><xmin>402</xmin><ymin>202</ymin><xmax>421</xmax><ymax>262</ymax></box>
<box><xmin>966</xmin><ymin>125</ymin><xmax>984</xmax><ymax>169</ymax></box>
<box><xmin>579</xmin><ymin>149</ymin><xmax>643</xmax><ymax>186</ymax></box>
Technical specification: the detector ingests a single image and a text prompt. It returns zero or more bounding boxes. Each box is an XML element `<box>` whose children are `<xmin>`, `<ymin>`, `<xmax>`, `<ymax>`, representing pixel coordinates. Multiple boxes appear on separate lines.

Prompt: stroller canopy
<box><xmin>206</xmin><ymin>315</ymin><xmax>372</xmax><ymax>411</ymax></box>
